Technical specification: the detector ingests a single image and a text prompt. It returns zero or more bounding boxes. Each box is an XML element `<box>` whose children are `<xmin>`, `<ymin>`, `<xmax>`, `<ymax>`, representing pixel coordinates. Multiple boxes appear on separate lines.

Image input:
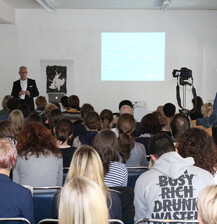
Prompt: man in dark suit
<box><xmin>11</xmin><ymin>66</ymin><xmax>39</xmax><ymax>111</ymax></box>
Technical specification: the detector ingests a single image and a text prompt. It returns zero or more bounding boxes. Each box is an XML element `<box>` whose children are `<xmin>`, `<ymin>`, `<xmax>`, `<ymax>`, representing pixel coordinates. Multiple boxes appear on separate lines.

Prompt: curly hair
<box><xmin>17</xmin><ymin>122</ymin><xmax>61</xmax><ymax>159</ymax></box>
<box><xmin>93</xmin><ymin>129</ymin><xmax>119</xmax><ymax>175</ymax></box>
<box><xmin>177</xmin><ymin>128</ymin><xmax>217</xmax><ymax>175</ymax></box>
<box><xmin>117</xmin><ymin>114</ymin><xmax>135</xmax><ymax>163</ymax></box>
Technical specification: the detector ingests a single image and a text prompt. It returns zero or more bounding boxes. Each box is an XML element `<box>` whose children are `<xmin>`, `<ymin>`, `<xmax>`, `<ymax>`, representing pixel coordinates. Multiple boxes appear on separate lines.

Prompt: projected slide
<box><xmin>101</xmin><ymin>32</ymin><xmax>165</xmax><ymax>81</ymax></box>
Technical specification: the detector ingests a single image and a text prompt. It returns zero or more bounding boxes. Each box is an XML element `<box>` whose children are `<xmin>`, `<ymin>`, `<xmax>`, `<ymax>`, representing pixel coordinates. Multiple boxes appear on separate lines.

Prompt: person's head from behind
<box><xmin>60</xmin><ymin>96</ymin><xmax>69</xmax><ymax>109</ymax></box>
<box><xmin>117</xmin><ymin>113</ymin><xmax>135</xmax><ymax>135</ymax></box>
<box><xmin>17</xmin><ymin>103</ymin><xmax>30</xmax><ymax>118</ymax></box>
<box><xmin>2</xmin><ymin>95</ymin><xmax>13</xmax><ymax>110</ymax></box>
<box><xmin>170</xmin><ymin>113</ymin><xmax>190</xmax><ymax>140</ymax></box>
<box><xmin>67</xmin><ymin>145</ymin><xmax>105</xmax><ymax>192</ymax></box>
<box><xmin>68</xmin><ymin>95</ymin><xmax>80</xmax><ymax>109</ymax></box>
<box><xmin>7</xmin><ymin>98</ymin><xmax>20</xmax><ymax>112</ymax></box>
<box><xmin>197</xmin><ymin>185</ymin><xmax>217</xmax><ymax>224</ymax></box>
<box><xmin>55</xmin><ymin>118</ymin><xmax>73</xmax><ymax>145</ymax></box>
<box><xmin>100</xmin><ymin>109</ymin><xmax>113</xmax><ymax>129</ymax></box>
<box><xmin>59</xmin><ymin>177</ymin><xmax>108</xmax><ymax>224</ymax></box>
<box><xmin>149</xmin><ymin>132</ymin><xmax>175</xmax><ymax>161</ymax></box>
<box><xmin>140</xmin><ymin>113</ymin><xmax>162</xmax><ymax>135</ymax></box>
<box><xmin>177</xmin><ymin>128</ymin><xmax>217</xmax><ymax>176</ymax></box>
<box><xmin>84</xmin><ymin>111</ymin><xmax>101</xmax><ymax>131</ymax></box>
<box><xmin>35</xmin><ymin>96</ymin><xmax>47</xmax><ymax>109</ymax></box>
<box><xmin>93</xmin><ymin>129</ymin><xmax>119</xmax><ymax>175</ymax></box>
<box><xmin>8</xmin><ymin>109</ymin><xmax>24</xmax><ymax>138</ymax></box>
<box><xmin>192</xmin><ymin>96</ymin><xmax>203</xmax><ymax>109</ymax></box>
<box><xmin>163</xmin><ymin>103</ymin><xmax>176</xmax><ymax>118</ymax></box>
<box><xmin>120</xmin><ymin>105</ymin><xmax>133</xmax><ymax>115</ymax></box>
<box><xmin>0</xmin><ymin>139</ymin><xmax>17</xmax><ymax>172</ymax></box>
<box><xmin>45</xmin><ymin>103</ymin><xmax>58</xmax><ymax>120</ymax></box>
<box><xmin>0</xmin><ymin>120</ymin><xmax>16</xmax><ymax>140</ymax></box>
<box><xmin>25</xmin><ymin>113</ymin><xmax>42</xmax><ymax>124</ymax></box>
<box><xmin>119</xmin><ymin>100</ymin><xmax>133</xmax><ymax>111</ymax></box>
<box><xmin>80</xmin><ymin>103</ymin><xmax>94</xmax><ymax>120</ymax></box>
<box><xmin>201</xmin><ymin>103</ymin><xmax>213</xmax><ymax>117</ymax></box>
<box><xmin>17</xmin><ymin>122</ymin><xmax>59</xmax><ymax>159</ymax></box>
<box><xmin>48</xmin><ymin>109</ymin><xmax>63</xmax><ymax>130</ymax></box>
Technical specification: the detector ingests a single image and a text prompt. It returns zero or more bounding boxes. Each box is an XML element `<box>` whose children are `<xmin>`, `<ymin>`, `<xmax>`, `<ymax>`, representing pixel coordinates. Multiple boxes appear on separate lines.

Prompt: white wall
<box><xmin>0</xmin><ymin>9</ymin><xmax>217</xmax><ymax>113</ymax></box>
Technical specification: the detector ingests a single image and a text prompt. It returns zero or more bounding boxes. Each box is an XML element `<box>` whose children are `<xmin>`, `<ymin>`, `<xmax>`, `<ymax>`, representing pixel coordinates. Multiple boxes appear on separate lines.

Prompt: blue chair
<box><xmin>127</xmin><ymin>167</ymin><xmax>149</xmax><ymax>188</ymax></box>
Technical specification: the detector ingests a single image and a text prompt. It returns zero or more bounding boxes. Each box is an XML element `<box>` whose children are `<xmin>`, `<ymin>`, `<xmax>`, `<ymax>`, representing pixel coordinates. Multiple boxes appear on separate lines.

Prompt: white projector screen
<box><xmin>101</xmin><ymin>32</ymin><xmax>165</xmax><ymax>81</ymax></box>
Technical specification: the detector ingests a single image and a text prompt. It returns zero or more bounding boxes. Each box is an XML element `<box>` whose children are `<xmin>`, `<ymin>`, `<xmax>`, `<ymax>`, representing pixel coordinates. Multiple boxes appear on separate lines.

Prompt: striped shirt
<box><xmin>105</xmin><ymin>161</ymin><xmax>128</xmax><ymax>187</ymax></box>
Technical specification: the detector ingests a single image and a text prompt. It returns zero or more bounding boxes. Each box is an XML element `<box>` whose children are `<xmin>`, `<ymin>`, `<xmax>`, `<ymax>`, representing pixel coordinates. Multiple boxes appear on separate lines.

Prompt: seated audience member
<box><xmin>162</xmin><ymin>103</ymin><xmax>176</xmax><ymax>135</ymax></box>
<box><xmin>0</xmin><ymin>120</ymin><xmax>16</xmax><ymax>141</ymax></box>
<box><xmin>177</xmin><ymin>128</ymin><xmax>217</xmax><ymax>183</ymax></box>
<box><xmin>0</xmin><ymin>139</ymin><xmax>34</xmax><ymax>223</ymax></box>
<box><xmin>190</xmin><ymin>96</ymin><xmax>204</xmax><ymax>120</ymax></box>
<box><xmin>196</xmin><ymin>92</ymin><xmax>217</xmax><ymax>128</ymax></box>
<box><xmin>93</xmin><ymin>129</ymin><xmax>128</xmax><ymax>187</ymax></box>
<box><xmin>8</xmin><ymin>109</ymin><xmax>24</xmax><ymax>139</ymax></box>
<box><xmin>17</xmin><ymin>103</ymin><xmax>30</xmax><ymax>120</ymax></box>
<box><xmin>134</xmin><ymin>133</ymin><xmax>215</xmax><ymax>221</ymax></box>
<box><xmin>136</xmin><ymin>112</ymin><xmax>163</xmax><ymax>155</ymax></box>
<box><xmin>73</xmin><ymin>103</ymin><xmax>94</xmax><ymax>139</ymax></box>
<box><xmin>35</xmin><ymin>96</ymin><xmax>47</xmax><ymax>122</ymax></box>
<box><xmin>100</xmin><ymin>109</ymin><xmax>114</xmax><ymax>129</ymax></box>
<box><xmin>197</xmin><ymin>185</ymin><xmax>217</xmax><ymax>224</ymax></box>
<box><xmin>60</xmin><ymin>96</ymin><xmax>69</xmax><ymax>112</ymax></box>
<box><xmin>44</xmin><ymin>103</ymin><xmax>58</xmax><ymax>128</ymax></box>
<box><xmin>63</xmin><ymin>95</ymin><xmax>81</xmax><ymax>121</ymax></box>
<box><xmin>0</xmin><ymin>95</ymin><xmax>13</xmax><ymax>116</ymax></box>
<box><xmin>59</xmin><ymin>177</ymin><xmax>109</xmax><ymax>224</ymax></box>
<box><xmin>52</xmin><ymin>145</ymin><xmax>121</xmax><ymax>220</ymax></box>
<box><xmin>55</xmin><ymin>118</ymin><xmax>76</xmax><ymax>167</ymax></box>
<box><xmin>48</xmin><ymin>109</ymin><xmax>63</xmax><ymax>134</ymax></box>
<box><xmin>73</xmin><ymin>111</ymin><xmax>100</xmax><ymax>147</ymax></box>
<box><xmin>25</xmin><ymin>112</ymin><xmax>42</xmax><ymax>124</ymax></box>
<box><xmin>13</xmin><ymin>122</ymin><xmax>63</xmax><ymax>187</ymax></box>
<box><xmin>0</xmin><ymin>98</ymin><xmax>20</xmax><ymax>121</ymax></box>
<box><xmin>170</xmin><ymin>113</ymin><xmax>191</xmax><ymax>142</ymax></box>
<box><xmin>119</xmin><ymin>100</ymin><xmax>133</xmax><ymax>111</ymax></box>
<box><xmin>117</xmin><ymin>114</ymin><xmax>148</xmax><ymax>167</ymax></box>
<box><xmin>53</xmin><ymin>102</ymin><xmax>61</xmax><ymax>110</ymax></box>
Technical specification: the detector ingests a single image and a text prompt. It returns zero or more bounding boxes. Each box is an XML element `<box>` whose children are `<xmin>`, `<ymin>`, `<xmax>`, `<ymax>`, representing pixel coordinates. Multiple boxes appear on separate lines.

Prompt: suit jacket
<box><xmin>0</xmin><ymin>173</ymin><xmax>34</xmax><ymax>224</ymax></box>
<box><xmin>11</xmin><ymin>78</ymin><xmax>39</xmax><ymax>111</ymax></box>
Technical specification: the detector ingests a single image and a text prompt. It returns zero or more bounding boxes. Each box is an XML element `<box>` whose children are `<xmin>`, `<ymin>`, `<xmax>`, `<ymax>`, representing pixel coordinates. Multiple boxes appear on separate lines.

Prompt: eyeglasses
<box><xmin>0</xmin><ymin>137</ymin><xmax>17</xmax><ymax>146</ymax></box>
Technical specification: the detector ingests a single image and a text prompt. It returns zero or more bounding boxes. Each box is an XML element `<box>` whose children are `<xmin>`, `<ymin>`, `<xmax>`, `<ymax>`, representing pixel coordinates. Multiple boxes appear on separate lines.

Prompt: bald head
<box><xmin>120</xmin><ymin>105</ymin><xmax>133</xmax><ymax>115</ymax></box>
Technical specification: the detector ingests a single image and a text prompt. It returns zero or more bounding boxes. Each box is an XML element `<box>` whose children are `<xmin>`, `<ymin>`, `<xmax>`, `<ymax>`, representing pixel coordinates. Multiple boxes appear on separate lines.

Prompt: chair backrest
<box><xmin>33</xmin><ymin>187</ymin><xmax>62</xmax><ymax>224</ymax></box>
<box><xmin>0</xmin><ymin>217</ymin><xmax>30</xmax><ymax>224</ymax></box>
<box><xmin>127</xmin><ymin>167</ymin><xmax>149</xmax><ymax>188</ymax></box>
<box><xmin>38</xmin><ymin>218</ymin><xmax>124</xmax><ymax>224</ymax></box>
<box><xmin>135</xmin><ymin>218</ymin><xmax>199</xmax><ymax>224</ymax></box>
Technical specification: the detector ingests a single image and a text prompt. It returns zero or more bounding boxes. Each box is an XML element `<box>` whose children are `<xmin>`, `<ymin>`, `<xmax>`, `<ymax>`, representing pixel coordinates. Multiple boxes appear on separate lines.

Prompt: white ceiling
<box><xmin>2</xmin><ymin>0</ymin><xmax>217</xmax><ymax>10</ymax></box>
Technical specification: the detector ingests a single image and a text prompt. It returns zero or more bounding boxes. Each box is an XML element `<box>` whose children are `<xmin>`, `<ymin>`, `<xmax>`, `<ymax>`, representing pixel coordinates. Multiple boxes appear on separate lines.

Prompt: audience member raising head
<box><xmin>100</xmin><ymin>109</ymin><xmax>114</xmax><ymax>129</ymax></box>
<box><xmin>13</xmin><ymin>122</ymin><xmax>63</xmax><ymax>187</ymax></box>
<box><xmin>53</xmin><ymin>145</ymin><xmax>121</xmax><ymax>220</ymax></box>
<box><xmin>0</xmin><ymin>139</ymin><xmax>34</xmax><ymax>223</ymax></box>
<box><xmin>8</xmin><ymin>109</ymin><xmax>24</xmax><ymax>139</ymax></box>
<box><xmin>55</xmin><ymin>118</ymin><xmax>76</xmax><ymax>167</ymax></box>
<box><xmin>177</xmin><ymin>128</ymin><xmax>217</xmax><ymax>182</ymax></box>
<box><xmin>197</xmin><ymin>185</ymin><xmax>217</xmax><ymax>224</ymax></box>
<box><xmin>93</xmin><ymin>129</ymin><xmax>128</xmax><ymax>187</ymax></box>
<box><xmin>73</xmin><ymin>111</ymin><xmax>101</xmax><ymax>147</ymax></box>
<box><xmin>59</xmin><ymin>177</ymin><xmax>109</xmax><ymax>224</ymax></box>
<box><xmin>170</xmin><ymin>113</ymin><xmax>190</xmax><ymax>141</ymax></box>
<box><xmin>117</xmin><ymin>113</ymin><xmax>147</xmax><ymax>167</ymax></box>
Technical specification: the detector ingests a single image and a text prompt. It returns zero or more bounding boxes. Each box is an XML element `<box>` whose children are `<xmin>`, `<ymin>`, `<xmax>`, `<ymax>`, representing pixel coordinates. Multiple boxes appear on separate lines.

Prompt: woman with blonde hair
<box><xmin>52</xmin><ymin>145</ymin><xmax>121</xmax><ymax>220</ymax></box>
<box><xmin>59</xmin><ymin>176</ymin><xmax>109</xmax><ymax>224</ymax></box>
<box><xmin>197</xmin><ymin>185</ymin><xmax>217</xmax><ymax>224</ymax></box>
<box><xmin>8</xmin><ymin>109</ymin><xmax>24</xmax><ymax>138</ymax></box>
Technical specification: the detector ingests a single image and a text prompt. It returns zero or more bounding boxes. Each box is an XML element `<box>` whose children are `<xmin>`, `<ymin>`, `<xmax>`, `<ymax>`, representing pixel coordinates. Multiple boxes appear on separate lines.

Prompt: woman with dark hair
<box><xmin>73</xmin><ymin>111</ymin><xmax>101</xmax><ymax>147</ymax></box>
<box><xmin>100</xmin><ymin>109</ymin><xmax>113</xmax><ymax>130</ymax></box>
<box><xmin>49</xmin><ymin>109</ymin><xmax>63</xmax><ymax>133</ymax></box>
<box><xmin>93</xmin><ymin>129</ymin><xmax>128</xmax><ymax>187</ymax></box>
<box><xmin>0</xmin><ymin>120</ymin><xmax>16</xmax><ymax>141</ymax></box>
<box><xmin>55</xmin><ymin>118</ymin><xmax>76</xmax><ymax>167</ymax></box>
<box><xmin>117</xmin><ymin>114</ymin><xmax>148</xmax><ymax>167</ymax></box>
<box><xmin>13</xmin><ymin>122</ymin><xmax>63</xmax><ymax>187</ymax></box>
<box><xmin>190</xmin><ymin>96</ymin><xmax>204</xmax><ymax>120</ymax></box>
<box><xmin>177</xmin><ymin>128</ymin><xmax>217</xmax><ymax>183</ymax></box>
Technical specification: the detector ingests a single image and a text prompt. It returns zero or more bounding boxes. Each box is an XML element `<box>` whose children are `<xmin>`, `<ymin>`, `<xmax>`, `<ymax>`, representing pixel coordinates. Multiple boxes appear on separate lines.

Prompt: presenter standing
<box><xmin>11</xmin><ymin>66</ymin><xmax>39</xmax><ymax>111</ymax></box>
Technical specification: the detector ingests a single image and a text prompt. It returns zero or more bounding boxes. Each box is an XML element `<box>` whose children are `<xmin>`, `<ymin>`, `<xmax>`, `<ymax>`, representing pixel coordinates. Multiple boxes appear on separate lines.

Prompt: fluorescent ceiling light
<box><xmin>36</xmin><ymin>0</ymin><xmax>55</xmax><ymax>12</ymax></box>
<box><xmin>160</xmin><ymin>0</ymin><xmax>171</xmax><ymax>11</ymax></box>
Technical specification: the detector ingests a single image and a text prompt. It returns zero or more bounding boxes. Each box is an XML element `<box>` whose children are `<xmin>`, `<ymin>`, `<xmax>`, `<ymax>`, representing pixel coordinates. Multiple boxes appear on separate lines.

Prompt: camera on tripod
<box><xmin>172</xmin><ymin>67</ymin><xmax>192</xmax><ymax>85</ymax></box>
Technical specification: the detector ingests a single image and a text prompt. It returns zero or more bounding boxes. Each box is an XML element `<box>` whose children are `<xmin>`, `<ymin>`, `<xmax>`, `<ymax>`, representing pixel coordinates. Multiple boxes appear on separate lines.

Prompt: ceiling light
<box><xmin>36</xmin><ymin>0</ymin><xmax>55</xmax><ymax>13</ymax></box>
<box><xmin>160</xmin><ymin>0</ymin><xmax>171</xmax><ymax>11</ymax></box>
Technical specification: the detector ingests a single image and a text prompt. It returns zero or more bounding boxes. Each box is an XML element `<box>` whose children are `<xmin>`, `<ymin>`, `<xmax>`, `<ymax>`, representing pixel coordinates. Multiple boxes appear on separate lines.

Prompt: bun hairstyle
<box><xmin>117</xmin><ymin>114</ymin><xmax>135</xmax><ymax>163</ymax></box>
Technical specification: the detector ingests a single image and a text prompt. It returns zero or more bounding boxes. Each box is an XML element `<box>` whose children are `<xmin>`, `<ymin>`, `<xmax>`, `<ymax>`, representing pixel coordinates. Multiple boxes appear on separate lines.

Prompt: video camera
<box><xmin>172</xmin><ymin>67</ymin><xmax>192</xmax><ymax>86</ymax></box>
